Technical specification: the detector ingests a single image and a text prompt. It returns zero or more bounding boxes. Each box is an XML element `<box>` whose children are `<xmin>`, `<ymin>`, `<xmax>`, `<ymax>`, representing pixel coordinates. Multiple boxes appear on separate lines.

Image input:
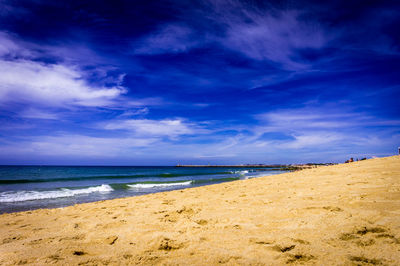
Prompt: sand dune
<box><xmin>1</xmin><ymin>156</ymin><xmax>400</xmax><ymax>265</ymax></box>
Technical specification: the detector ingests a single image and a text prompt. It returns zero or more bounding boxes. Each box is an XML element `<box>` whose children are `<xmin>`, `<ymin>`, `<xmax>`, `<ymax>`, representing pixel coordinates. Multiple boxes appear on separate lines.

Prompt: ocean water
<box><xmin>0</xmin><ymin>166</ymin><xmax>287</xmax><ymax>213</ymax></box>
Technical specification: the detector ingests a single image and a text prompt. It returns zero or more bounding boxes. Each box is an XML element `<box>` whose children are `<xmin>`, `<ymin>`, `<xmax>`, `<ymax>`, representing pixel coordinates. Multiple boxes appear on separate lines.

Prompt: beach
<box><xmin>0</xmin><ymin>156</ymin><xmax>399</xmax><ymax>265</ymax></box>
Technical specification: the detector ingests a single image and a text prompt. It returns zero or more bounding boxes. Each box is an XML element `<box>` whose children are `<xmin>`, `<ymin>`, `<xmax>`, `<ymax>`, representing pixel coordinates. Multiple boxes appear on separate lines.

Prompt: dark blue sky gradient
<box><xmin>0</xmin><ymin>0</ymin><xmax>399</xmax><ymax>165</ymax></box>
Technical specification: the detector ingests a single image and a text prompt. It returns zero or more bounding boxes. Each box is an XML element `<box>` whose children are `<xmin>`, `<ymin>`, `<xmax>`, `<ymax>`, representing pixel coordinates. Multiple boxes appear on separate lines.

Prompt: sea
<box><xmin>0</xmin><ymin>166</ymin><xmax>287</xmax><ymax>214</ymax></box>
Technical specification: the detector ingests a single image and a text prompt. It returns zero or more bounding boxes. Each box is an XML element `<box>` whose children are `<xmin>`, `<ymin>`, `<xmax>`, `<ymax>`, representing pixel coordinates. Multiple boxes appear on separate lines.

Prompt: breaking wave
<box><xmin>127</xmin><ymin>181</ymin><xmax>192</xmax><ymax>189</ymax></box>
<box><xmin>0</xmin><ymin>184</ymin><xmax>113</xmax><ymax>203</ymax></box>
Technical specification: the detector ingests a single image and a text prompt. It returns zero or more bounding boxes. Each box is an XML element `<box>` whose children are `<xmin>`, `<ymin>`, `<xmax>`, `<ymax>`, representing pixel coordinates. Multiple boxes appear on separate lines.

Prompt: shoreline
<box><xmin>1</xmin><ymin>156</ymin><xmax>399</xmax><ymax>265</ymax></box>
<box><xmin>0</xmin><ymin>169</ymin><xmax>287</xmax><ymax>214</ymax></box>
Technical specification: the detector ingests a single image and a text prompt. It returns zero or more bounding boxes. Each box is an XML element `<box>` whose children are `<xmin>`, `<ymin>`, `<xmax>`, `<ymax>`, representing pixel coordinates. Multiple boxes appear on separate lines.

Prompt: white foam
<box><xmin>127</xmin><ymin>181</ymin><xmax>192</xmax><ymax>189</ymax></box>
<box><xmin>0</xmin><ymin>184</ymin><xmax>113</xmax><ymax>203</ymax></box>
<box><xmin>230</xmin><ymin>170</ymin><xmax>249</xmax><ymax>175</ymax></box>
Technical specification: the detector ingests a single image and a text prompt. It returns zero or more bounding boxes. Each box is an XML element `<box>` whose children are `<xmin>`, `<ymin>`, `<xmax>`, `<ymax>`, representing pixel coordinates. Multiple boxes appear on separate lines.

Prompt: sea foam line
<box><xmin>127</xmin><ymin>181</ymin><xmax>192</xmax><ymax>189</ymax></box>
<box><xmin>0</xmin><ymin>184</ymin><xmax>113</xmax><ymax>203</ymax></box>
<box><xmin>230</xmin><ymin>170</ymin><xmax>249</xmax><ymax>175</ymax></box>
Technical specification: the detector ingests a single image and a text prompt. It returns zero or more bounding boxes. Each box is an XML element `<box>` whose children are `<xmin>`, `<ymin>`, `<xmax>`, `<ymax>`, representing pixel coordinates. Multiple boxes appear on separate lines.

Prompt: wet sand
<box><xmin>1</xmin><ymin>156</ymin><xmax>399</xmax><ymax>265</ymax></box>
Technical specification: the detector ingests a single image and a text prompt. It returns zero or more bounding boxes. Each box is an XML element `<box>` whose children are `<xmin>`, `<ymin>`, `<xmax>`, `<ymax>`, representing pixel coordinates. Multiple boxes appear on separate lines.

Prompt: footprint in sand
<box><xmin>46</xmin><ymin>254</ymin><xmax>64</xmax><ymax>263</ymax></box>
<box><xmin>73</xmin><ymin>251</ymin><xmax>86</xmax><ymax>256</ymax></box>
<box><xmin>160</xmin><ymin>212</ymin><xmax>179</xmax><ymax>223</ymax></box>
<box><xmin>158</xmin><ymin>206</ymin><xmax>199</xmax><ymax>222</ymax></box>
<box><xmin>339</xmin><ymin>225</ymin><xmax>399</xmax><ymax>264</ymax></box>
<box><xmin>269</xmin><ymin>242</ymin><xmax>317</xmax><ymax>264</ymax></box>
<box><xmin>59</xmin><ymin>234</ymin><xmax>85</xmax><ymax>242</ymax></box>
<box><xmin>5</xmin><ymin>219</ymin><xmax>23</xmax><ymax>226</ymax></box>
<box><xmin>375</xmin><ymin>233</ymin><xmax>400</xmax><ymax>244</ymax></box>
<box><xmin>339</xmin><ymin>226</ymin><xmax>386</xmax><ymax>241</ymax></box>
<box><xmin>195</xmin><ymin>219</ymin><xmax>208</xmax><ymax>226</ymax></box>
<box><xmin>176</xmin><ymin>206</ymin><xmax>196</xmax><ymax>215</ymax></box>
<box><xmin>348</xmin><ymin>256</ymin><xmax>381</xmax><ymax>265</ymax></box>
<box><xmin>28</xmin><ymin>238</ymin><xmax>44</xmax><ymax>245</ymax></box>
<box><xmin>162</xmin><ymin>199</ymin><xmax>175</xmax><ymax>205</ymax></box>
<box><xmin>157</xmin><ymin>237</ymin><xmax>183</xmax><ymax>251</ymax></box>
<box><xmin>2</xmin><ymin>235</ymin><xmax>26</xmax><ymax>244</ymax></box>
<box><xmin>272</xmin><ymin>244</ymin><xmax>296</xmax><ymax>253</ymax></box>
<box><xmin>286</xmin><ymin>254</ymin><xmax>315</xmax><ymax>264</ymax></box>
<box><xmin>105</xmin><ymin>235</ymin><xmax>118</xmax><ymax>245</ymax></box>
<box><xmin>322</xmin><ymin>206</ymin><xmax>343</xmax><ymax>212</ymax></box>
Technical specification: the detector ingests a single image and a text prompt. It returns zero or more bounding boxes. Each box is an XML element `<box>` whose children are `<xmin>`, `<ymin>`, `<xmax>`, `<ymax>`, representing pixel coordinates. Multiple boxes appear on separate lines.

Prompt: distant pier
<box><xmin>176</xmin><ymin>164</ymin><xmax>284</xmax><ymax>168</ymax></box>
<box><xmin>175</xmin><ymin>163</ymin><xmax>336</xmax><ymax>170</ymax></box>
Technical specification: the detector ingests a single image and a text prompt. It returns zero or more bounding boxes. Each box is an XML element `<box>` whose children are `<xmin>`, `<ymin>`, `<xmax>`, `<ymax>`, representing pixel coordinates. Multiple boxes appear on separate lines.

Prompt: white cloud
<box><xmin>0</xmin><ymin>59</ymin><xmax>126</xmax><ymax>107</ymax></box>
<box><xmin>101</xmin><ymin>118</ymin><xmax>196</xmax><ymax>137</ymax></box>
<box><xmin>256</xmin><ymin>108</ymin><xmax>400</xmax><ymax>131</ymax></box>
<box><xmin>256</xmin><ymin>109</ymin><xmax>355</xmax><ymax>130</ymax></box>
<box><xmin>1</xmin><ymin>134</ymin><xmax>157</xmax><ymax>157</ymax></box>
<box><xmin>280</xmin><ymin>133</ymin><xmax>342</xmax><ymax>149</ymax></box>
<box><xmin>0</xmin><ymin>31</ymin><xmax>128</xmax><ymax>109</ymax></box>
<box><xmin>247</xmin><ymin>107</ymin><xmax>400</xmax><ymax>152</ymax></box>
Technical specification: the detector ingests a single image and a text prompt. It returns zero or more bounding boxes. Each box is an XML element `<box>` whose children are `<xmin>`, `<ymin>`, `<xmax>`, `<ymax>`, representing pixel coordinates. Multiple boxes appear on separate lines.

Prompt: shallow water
<box><xmin>0</xmin><ymin>166</ymin><xmax>287</xmax><ymax>213</ymax></box>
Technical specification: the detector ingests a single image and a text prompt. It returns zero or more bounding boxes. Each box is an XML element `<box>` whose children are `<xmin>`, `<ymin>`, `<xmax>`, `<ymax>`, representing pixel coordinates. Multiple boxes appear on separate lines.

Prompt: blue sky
<box><xmin>0</xmin><ymin>0</ymin><xmax>399</xmax><ymax>165</ymax></box>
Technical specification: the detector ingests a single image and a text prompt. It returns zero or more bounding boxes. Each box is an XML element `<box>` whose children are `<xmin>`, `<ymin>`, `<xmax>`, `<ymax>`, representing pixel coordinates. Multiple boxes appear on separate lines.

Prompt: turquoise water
<box><xmin>0</xmin><ymin>166</ymin><xmax>287</xmax><ymax>213</ymax></box>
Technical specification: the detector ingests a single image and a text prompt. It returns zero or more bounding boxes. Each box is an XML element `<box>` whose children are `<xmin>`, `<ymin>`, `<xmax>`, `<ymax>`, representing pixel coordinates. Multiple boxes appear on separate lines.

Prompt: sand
<box><xmin>1</xmin><ymin>156</ymin><xmax>400</xmax><ymax>265</ymax></box>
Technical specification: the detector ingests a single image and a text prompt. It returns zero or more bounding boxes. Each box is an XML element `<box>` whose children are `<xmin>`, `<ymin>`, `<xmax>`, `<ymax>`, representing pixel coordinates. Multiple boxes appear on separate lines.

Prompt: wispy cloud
<box><xmin>256</xmin><ymin>108</ymin><xmax>400</xmax><ymax>130</ymax></box>
<box><xmin>132</xmin><ymin>1</ymin><xmax>329</xmax><ymax>70</ymax></box>
<box><xmin>18</xmin><ymin>107</ymin><xmax>59</xmax><ymax>120</ymax></box>
<box><xmin>100</xmin><ymin>118</ymin><xmax>199</xmax><ymax>138</ymax></box>
<box><xmin>251</xmin><ymin>106</ymin><xmax>400</xmax><ymax>151</ymax></box>
<box><xmin>219</xmin><ymin>10</ymin><xmax>328</xmax><ymax>70</ymax></box>
<box><xmin>118</xmin><ymin>108</ymin><xmax>149</xmax><ymax>117</ymax></box>
<box><xmin>0</xmin><ymin>134</ymin><xmax>157</xmax><ymax>158</ymax></box>
<box><xmin>0</xmin><ymin>31</ymin><xmax>33</xmax><ymax>58</ymax></box>
<box><xmin>0</xmin><ymin>105</ymin><xmax>397</xmax><ymax>164</ymax></box>
<box><xmin>255</xmin><ymin>109</ymin><xmax>357</xmax><ymax>130</ymax></box>
<box><xmin>134</xmin><ymin>24</ymin><xmax>200</xmax><ymax>54</ymax></box>
<box><xmin>278</xmin><ymin>133</ymin><xmax>343</xmax><ymax>149</ymax></box>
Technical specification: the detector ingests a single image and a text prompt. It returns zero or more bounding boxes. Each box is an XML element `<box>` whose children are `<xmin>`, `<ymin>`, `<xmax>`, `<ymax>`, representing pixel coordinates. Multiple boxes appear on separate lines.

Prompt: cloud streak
<box><xmin>0</xmin><ymin>59</ymin><xmax>126</xmax><ymax>107</ymax></box>
<box><xmin>133</xmin><ymin>2</ymin><xmax>329</xmax><ymax>70</ymax></box>
<box><xmin>101</xmin><ymin>118</ymin><xmax>199</xmax><ymax>138</ymax></box>
<box><xmin>134</xmin><ymin>24</ymin><xmax>200</xmax><ymax>54</ymax></box>
<box><xmin>219</xmin><ymin>9</ymin><xmax>327</xmax><ymax>69</ymax></box>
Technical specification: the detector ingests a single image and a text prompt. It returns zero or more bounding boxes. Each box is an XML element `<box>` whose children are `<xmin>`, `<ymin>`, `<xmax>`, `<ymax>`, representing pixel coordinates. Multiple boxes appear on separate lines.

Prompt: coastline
<box><xmin>1</xmin><ymin>156</ymin><xmax>399</xmax><ymax>265</ymax></box>
<box><xmin>0</xmin><ymin>167</ymin><xmax>286</xmax><ymax>214</ymax></box>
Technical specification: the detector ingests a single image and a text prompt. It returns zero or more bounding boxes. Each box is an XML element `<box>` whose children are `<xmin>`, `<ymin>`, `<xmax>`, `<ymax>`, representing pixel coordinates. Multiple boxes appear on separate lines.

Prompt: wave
<box><xmin>0</xmin><ymin>175</ymin><xmax>147</xmax><ymax>184</ymax></box>
<box><xmin>230</xmin><ymin>170</ymin><xmax>249</xmax><ymax>175</ymax></box>
<box><xmin>127</xmin><ymin>181</ymin><xmax>192</xmax><ymax>189</ymax></box>
<box><xmin>0</xmin><ymin>184</ymin><xmax>113</xmax><ymax>203</ymax></box>
<box><xmin>0</xmin><ymin>171</ymin><xmax>238</xmax><ymax>184</ymax></box>
<box><xmin>126</xmin><ymin>177</ymin><xmax>241</xmax><ymax>189</ymax></box>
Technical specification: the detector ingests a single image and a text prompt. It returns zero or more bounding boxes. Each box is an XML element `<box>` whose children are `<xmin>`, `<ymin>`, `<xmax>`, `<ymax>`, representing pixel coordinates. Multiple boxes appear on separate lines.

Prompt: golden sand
<box><xmin>1</xmin><ymin>156</ymin><xmax>400</xmax><ymax>265</ymax></box>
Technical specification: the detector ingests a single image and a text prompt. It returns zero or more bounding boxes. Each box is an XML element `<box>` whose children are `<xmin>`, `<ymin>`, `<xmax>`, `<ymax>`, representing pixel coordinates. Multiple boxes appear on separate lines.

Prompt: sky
<box><xmin>0</xmin><ymin>0</ymin><xmax>399</xmax><ymax>165</ymax></box>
